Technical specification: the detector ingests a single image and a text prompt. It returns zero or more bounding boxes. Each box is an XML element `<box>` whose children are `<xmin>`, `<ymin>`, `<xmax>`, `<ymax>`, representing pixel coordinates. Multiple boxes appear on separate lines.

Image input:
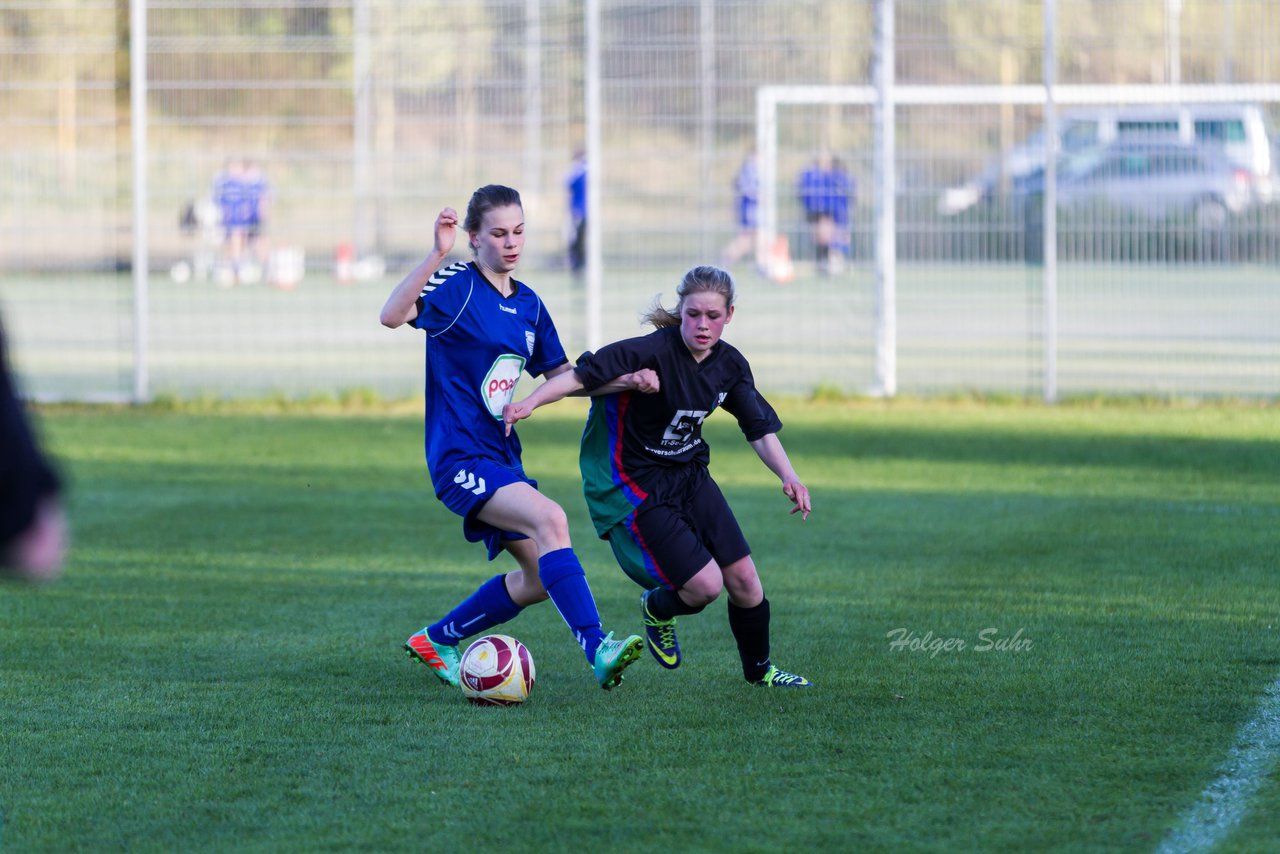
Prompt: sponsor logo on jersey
<box><xmin>661</xmin><ymin>409</ymin><xmax>708</xmax><ymax>445</ymax></box>
<box><xmin>482</xmin><ymin>354</ymin><xmax>526</xmax><ymax>419</ymax></box>
<box><xmin>499</xmin><ymin>305</ymin><xmax>517</xmax><ymax>315</ymax></box>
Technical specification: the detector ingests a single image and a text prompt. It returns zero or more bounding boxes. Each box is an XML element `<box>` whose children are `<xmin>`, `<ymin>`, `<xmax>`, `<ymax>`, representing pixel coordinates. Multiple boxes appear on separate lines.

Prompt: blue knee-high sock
<box><xmin>426</xmin><ymin>574</ymin><xmax>523</xmax><ymax>646</ymax></box>
<box><xmin>538</xmin><ymin>548</ymin><xmax>605</xmax><ymax>662</ymax></box>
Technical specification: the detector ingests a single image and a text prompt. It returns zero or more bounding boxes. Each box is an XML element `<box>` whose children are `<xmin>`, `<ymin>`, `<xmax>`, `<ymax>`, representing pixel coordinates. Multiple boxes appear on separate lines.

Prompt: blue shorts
<box><xmin>434</xmin><ymin>458</ymin><xmax>534</xmax><ymax>561</ymax></box>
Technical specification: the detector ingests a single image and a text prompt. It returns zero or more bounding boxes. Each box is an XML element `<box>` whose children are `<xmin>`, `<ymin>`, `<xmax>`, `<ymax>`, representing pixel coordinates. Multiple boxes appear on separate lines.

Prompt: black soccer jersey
<box><xmin>574</xmin><ymin>326</ymin><xmax>782</xmax><ymax>536</ymax></box>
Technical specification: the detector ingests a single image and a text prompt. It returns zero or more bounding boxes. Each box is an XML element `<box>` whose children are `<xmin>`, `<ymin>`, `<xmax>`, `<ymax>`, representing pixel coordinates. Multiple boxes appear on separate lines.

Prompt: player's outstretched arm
<box><xmin>572</xmin><ymin>367</ymin><xmax>660</xmax><ymax>397</ymax></box>
<box><xmin>748</xmin><ymin>433</ymin><xmax>811</xmax><ymax>520</ymax></box>
<box><xmin>379</xmin><ymin>207</ymin><xmax>458</xmax><ymax>328</ymax></box>
<box><xmin>503</xmin><ymin>369</ymin><xmax>586</xmax><ymax>436</ymax></box>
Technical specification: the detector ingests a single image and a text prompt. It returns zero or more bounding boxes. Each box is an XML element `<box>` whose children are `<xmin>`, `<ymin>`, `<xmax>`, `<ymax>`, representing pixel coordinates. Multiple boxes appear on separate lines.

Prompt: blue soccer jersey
<box><xmin>412</xmin><ymin>261</ymin><xmax>568</xmax><ymax>494</ymax></box>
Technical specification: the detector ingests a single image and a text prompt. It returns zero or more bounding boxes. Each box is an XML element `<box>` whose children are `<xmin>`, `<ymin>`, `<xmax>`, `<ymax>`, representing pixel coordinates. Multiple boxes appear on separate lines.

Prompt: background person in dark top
<box><xmin>1</xmin><ymin>317</ymin><xmax>66</xmax><ymax>583</ymax></box>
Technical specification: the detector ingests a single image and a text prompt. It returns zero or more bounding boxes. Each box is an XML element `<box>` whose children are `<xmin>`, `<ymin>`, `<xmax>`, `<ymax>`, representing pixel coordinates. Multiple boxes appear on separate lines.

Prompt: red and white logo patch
<box><xmin>482</xmin><ymin>354</ymin><xmax>526</xmax><ymax>418</ymax></box>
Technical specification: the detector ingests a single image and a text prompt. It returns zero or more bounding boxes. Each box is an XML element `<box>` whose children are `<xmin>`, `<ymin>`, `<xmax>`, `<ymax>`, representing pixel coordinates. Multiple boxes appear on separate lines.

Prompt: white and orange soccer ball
<box><xmin>458</xmin><ymin>634</ymin><xmax>536</xmax><ymax>706</ymax></box>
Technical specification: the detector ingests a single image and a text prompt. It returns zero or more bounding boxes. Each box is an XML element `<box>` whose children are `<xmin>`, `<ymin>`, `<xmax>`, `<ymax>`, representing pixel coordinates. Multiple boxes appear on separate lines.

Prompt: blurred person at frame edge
<box><xmin>1</xmin><ymin>316</ymin><xmax>67</xmax><ymax>583</ymax></box>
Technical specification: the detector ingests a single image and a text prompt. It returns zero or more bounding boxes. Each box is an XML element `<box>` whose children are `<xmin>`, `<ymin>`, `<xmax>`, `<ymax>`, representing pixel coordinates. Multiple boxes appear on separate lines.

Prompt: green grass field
<box><xmin>3</xmin><ymin>399</ymin><xmax>1280</xmax><ymax>852</ymax></box>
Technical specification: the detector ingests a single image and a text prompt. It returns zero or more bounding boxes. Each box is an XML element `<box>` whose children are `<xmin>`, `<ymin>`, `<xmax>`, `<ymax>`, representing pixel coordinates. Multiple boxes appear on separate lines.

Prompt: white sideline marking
<box><xmin>1156</xmin><ymin>673</ymin><xmax>1280</xmax><ymax>854</ymax></box>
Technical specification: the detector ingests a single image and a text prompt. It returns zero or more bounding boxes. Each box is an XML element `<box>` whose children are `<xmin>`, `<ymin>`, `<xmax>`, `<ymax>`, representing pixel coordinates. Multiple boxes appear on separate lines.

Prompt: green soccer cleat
<box><xmin>640</xmin><ymin>589</ymin><xmax>681</xmax><ymax>669</ymax></box>
<box><xmin>752</xmin><ymin>664</ymin><xmax>812</xmax><ymax>688</ymax></box>
<box><xmin>404</xmin><ymin>628</ymin><xmax>461</xmax><ymax>688</ymax></box>
<box><xmin>593</xmin><ymin>631</ymin><xmax>644</xmax><ymax>690</ymax></box>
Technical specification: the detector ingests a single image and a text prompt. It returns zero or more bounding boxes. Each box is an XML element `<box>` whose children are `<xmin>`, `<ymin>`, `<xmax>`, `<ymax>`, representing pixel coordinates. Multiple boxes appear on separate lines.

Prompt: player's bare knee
<box><xmin>531</xmin><ymin>503</ymin><xmax>571</xmax><ymax>551</ymax></box>
<box><xmin>681</xmin><ymin>568</ymin><xmax>723</xmax><ymax>606</ymax></box>
<box><xmin>722</xmin><ymin>557</ymin><xmax>761</xmax><ymax>602</ymax></box>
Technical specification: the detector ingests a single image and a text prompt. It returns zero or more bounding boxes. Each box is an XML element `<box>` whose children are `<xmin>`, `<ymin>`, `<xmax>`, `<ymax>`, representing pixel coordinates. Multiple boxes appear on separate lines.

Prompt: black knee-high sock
<box><xmin>728</xmin><ymin>597</ymin><xmax>771</xmax><ymax>682</ymax></box>
<box><xmin>645</xmin><ymin>587</ymin><xmax>706</xmax><ymax>621</ymax></box>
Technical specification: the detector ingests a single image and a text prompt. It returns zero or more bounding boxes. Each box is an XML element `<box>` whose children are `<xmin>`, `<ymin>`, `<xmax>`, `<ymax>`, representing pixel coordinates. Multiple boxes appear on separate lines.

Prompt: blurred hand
<box><xmin>434</xmin><ymin>208</ymin><xmax>458</xmax><ymax>256</ymax></box>
<box><xmin>4</xmin><ymin>497</ymin><xmax>67</xmax><ymax>583</ymax></box>
<box><xmin>502</xmin><ymin>401</ymin><xmax>533</xmax><ymax>437</ymax></box>
<box><xmin>630</xmin><ymin>368</ymin><xmax>660</xmax><ymax>394</ymax></box>
<box><xmin>782</xmin><ymin>480</ymin><xmax>810</xmax><ymax>521</ymax></box>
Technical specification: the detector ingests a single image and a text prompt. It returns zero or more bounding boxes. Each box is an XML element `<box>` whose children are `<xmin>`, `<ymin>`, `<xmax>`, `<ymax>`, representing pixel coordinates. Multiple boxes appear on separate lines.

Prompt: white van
<box><xmin>940</xmin><ymin>102</ymin><xmax>1275</xmax><ymax>213</ymax></box>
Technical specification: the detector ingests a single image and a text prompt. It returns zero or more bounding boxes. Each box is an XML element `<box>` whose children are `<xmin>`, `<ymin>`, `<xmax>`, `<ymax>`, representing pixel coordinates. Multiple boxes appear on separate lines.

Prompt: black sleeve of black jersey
<box><xmin>719</xmin><ymin>353</ymin><xmax>783</xmax><ymax>442</ymax></box>
<box><xmin>572</xmin><ymin>335</ymin><xmax>656</xmax><ymax>392</ymax></box>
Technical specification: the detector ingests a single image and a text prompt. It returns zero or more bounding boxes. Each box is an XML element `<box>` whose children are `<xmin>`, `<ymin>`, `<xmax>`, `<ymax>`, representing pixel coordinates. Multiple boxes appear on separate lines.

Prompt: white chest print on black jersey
<box><xmin>661</xmin><ymin>409</ymin><xmax>708</xmax><ymax>445</ymax></box>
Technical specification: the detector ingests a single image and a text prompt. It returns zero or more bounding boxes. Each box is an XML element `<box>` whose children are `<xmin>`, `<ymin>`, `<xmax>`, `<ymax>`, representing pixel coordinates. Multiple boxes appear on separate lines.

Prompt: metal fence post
<box><xmin>130</xmin><ymin>0</ymin><xmax>149</xmax><ymax>403</ymax></box>
<box><xmin>1042</xmin><ymin>0</ymin><xmax>1058</xmax><ymax>404</ymax></box>
<box><xmin>873</xmin><ymin>0</ymin><xmax>897</xmax><ymax>398</ymax></box>
<box><xmin>585</xmin><ymin>0</ymin><xmax>602</xmax><ymax>352</ymax></box>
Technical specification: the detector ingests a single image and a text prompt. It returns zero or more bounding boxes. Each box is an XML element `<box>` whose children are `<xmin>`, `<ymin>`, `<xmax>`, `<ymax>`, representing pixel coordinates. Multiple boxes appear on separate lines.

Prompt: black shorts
<box><xmin>603</xmin><ymin>465</ymin><xmax>750</xmax><ymax>591</ymax></box>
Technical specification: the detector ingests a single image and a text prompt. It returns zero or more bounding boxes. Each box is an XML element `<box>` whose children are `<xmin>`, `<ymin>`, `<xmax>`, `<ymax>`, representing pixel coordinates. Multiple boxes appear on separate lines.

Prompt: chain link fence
<box><xmin>2</xmin><ymin>0</ymin><xmax>1278</xmax><ymax>402</ymax></box>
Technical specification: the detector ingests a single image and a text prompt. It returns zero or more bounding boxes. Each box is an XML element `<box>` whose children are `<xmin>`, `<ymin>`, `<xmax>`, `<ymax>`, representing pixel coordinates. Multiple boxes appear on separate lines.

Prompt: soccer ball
<box><xmin>459</xmin><ymin>634</ymin><xmax>536</xmax><ymax>706</ymax></box>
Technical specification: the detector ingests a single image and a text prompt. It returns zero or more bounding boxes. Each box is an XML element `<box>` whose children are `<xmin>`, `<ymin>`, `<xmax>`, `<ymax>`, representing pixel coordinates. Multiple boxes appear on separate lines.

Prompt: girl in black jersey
<box><xmin>503</xmin><ymin>265</ymin><xmax>812</xmax><ymax>688</ymax></box>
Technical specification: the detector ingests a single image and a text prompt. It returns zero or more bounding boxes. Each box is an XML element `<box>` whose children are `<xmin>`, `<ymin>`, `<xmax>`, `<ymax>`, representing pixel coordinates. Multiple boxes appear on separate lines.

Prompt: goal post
<box><xmin>756</xmin><ymin>81</ymin><xmax>1280</xmax><ymax>400</ymax></box>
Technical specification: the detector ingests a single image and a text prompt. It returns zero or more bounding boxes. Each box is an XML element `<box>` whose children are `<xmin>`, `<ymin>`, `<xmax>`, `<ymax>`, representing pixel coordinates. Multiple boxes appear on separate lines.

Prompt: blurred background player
<box><xmin>719</xmin><ymin>148</ymin><xmax>760</xmax><ymax>271</ymax></box>
<box><xmin>504</xmin><ymin>265</ymin><xmax>813</xmax><ymax>688</ymax></box>
<box><xmin>565</xmin><ymin>148</ymin><xmax>588</xmax><ymax>276</ymax></box>
<box><xmin>242</xmin><ymin>159</ymin><xmax>273</xmax><ymax>274</ymax></box>
<box><xmin>212</xmin><ymin>158</ymin><xmax>249</xmax><ymax>284</ymax></box>
<box><xmin>379</xmin><ymin>184</ymin><xmax>644</xmax><ymax>691</ymax></box>
<box><xmin>1</xmin><ymin>315</ymin><xmax>67</xmax><ymax>583</ymax></box>
<box><xmin>796</xmin><ymin>151</ymin><xmax>854</xmax><ymax>275</ymax></box>
<box><xmin>826</xmin><ymin>156</ymin><xmax>855</xmax><ymax>273</ymax></box>
<box><xmin>211</xmin><ymin>157</ymin><xmax>272</xmax><ymax>285</ymax></box>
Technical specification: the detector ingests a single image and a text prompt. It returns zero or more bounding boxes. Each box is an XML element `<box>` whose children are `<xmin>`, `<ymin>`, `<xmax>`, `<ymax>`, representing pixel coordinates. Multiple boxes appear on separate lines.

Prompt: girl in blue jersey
<box><xmin>380</xmin><ymin>185</ymin><xmax>643</xmax><ymax>691</ymax></box>
<box><xmin>503</xmin><ymin>265</ymin><xmax>812</xmax><ymax>688</ymax></box>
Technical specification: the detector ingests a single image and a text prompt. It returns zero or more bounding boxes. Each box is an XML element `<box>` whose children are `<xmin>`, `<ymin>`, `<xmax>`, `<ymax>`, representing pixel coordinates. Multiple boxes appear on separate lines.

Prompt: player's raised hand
<box><xmin>782</xmin><ymin>479</ymin><xmax>811</xmax><ymax>520</ymax></box>
<box><xmin>434</xmin><ymin>207</ymin><xmax>458</xmax><ymax>256</ymax></box>
<box><xmin>502</xmin><ymin>400</ymin><xmax>533</xmax><ymax>437</ymax></box>
<box><xmin>630</xmin><ymin>368</ymin><xmax>660</xmax><ymax>393</ymax></box>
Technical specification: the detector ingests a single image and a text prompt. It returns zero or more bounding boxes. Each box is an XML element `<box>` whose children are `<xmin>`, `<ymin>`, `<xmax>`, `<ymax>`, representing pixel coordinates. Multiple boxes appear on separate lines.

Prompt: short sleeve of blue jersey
<box><xmin>412</xmin><ymin>262</ymin><xmax>472</xmax><ymax>336</ymax></box>
<box><xmin>526</xmin><ymin>295</ymin><xmax>569</xmax><ymax>377</ymax></box>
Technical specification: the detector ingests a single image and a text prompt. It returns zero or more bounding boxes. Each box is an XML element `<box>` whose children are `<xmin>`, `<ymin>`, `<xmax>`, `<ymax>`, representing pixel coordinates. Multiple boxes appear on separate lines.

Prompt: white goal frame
<box><xmin>757</xmin><ymin>82</ymin><xmax>1280</xmax><ymax>400</ymax></box>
